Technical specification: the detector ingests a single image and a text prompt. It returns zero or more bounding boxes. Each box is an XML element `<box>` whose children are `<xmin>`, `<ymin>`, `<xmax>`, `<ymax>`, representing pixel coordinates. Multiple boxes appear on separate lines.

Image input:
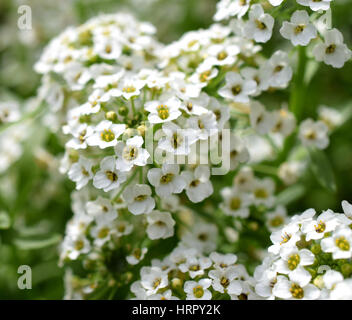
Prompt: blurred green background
<box><xmin>0</xmin><ymin>0</ymin><xmax>351</xmax><ymax>299</ymax></box>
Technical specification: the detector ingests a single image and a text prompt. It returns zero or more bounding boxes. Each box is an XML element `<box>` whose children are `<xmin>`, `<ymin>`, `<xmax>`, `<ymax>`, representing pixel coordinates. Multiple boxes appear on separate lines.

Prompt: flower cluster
<box><xmin>214</xmin><ymin>1</ymin><xmax>351</xmax><ymax>68</ymax></box>
<box><xmin>130</xmin><ymin>243</ymin><xmax>257</xmax><ymax>300</ymax></box>
<box><xmin>32</xmin><ymin>0</ymin><xmax>351</xmax><ymax>300</ymax></box>
<box><xmin>254</xmin><ymin>201</ymin><xmax>352</xmax><ymax>300</ymax></box>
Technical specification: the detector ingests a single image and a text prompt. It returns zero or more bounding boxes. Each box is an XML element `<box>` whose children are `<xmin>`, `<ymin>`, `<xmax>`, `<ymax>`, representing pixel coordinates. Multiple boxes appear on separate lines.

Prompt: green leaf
<box><xmin>276</xmin><ymin>184</ymin><xmax>306</xmax><ymax>206</ymax></box>
<box><xmin>14</xmin><ymin>234</ymin><xmax>62</xmax><ymax>250</ymax></box>
<box><xmin>0</xmin><ymin>211</ymin><xmax>11</xmax><ymax>229</ymax></box>
<box><xmin>308</xmin><ymin>147</ymin><xmax>337</xmax><ymax>192</ymax></box>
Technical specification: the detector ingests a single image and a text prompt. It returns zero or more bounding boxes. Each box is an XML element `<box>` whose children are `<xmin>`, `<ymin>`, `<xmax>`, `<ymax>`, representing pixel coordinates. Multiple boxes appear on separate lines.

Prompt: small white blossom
<box><xmin>280</xmin><ymin>10</ymin><xmax>317</xmax><ymax>46</ymax></box>
<box><xmin>244</xmin><ymin>4</ymin><xmax>274</xmax><ymax>43</ymax></box>
<box><xmin>313</xmin><ymin>29</ymin><xmax>352</xmax><ymax>68</ymax></box>
<box><xmin>68</xmin><ymin>157</ymin><xmax>94</xmax><ymax>190</ymax></box>
<box><xmin>123</xmin><ymin>184</ymin><xmax>155</xmax><ymax>215</ymax></box>
<box><xmin>146</xmin><ymin>210</ymin><xmax>175</xmax><ymax>240</ymax></box>
<box><xmin>93</xmin><ymin>156</ymin><xmax>127</xmax><ymax>192</ymax></box>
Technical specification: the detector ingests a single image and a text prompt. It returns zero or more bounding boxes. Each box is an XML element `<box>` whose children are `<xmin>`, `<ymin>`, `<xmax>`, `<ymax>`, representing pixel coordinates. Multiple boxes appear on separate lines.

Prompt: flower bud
<box><xmin>105</xmin><ymin>111</ymin><xmax>117</xmax><ymax>122</ymax></box>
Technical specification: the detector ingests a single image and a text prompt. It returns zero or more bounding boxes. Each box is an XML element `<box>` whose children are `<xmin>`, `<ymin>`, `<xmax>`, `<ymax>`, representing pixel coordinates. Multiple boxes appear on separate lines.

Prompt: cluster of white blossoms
<box><xmin>254</xmin><ymin>201</ymin><xmax>352</xmax><ymax>300</ymax></box>
<box><xmin>32</xmin><ymin>0</ymin><xmax>351</xmax><ymax>300</ymax></box>
<box><xmin>214</xmin><ymin>0</ymin><xmax>351</xmax><ymax>68</ymax></box>
<box><xmin>130</xmin><ymin>243</ymin><xmax>258</xmax><ymax>300</ymax></box>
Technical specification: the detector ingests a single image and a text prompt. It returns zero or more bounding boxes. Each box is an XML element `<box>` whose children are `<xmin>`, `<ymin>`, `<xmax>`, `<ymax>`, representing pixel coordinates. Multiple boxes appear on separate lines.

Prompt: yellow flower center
<box><xmin>254</xmin><ymin>188</ymin><xmax>268</xmax><ymax>199</ymax></box>
<box><xmin>287</xmin><ymin>254</ymin><xmax>300</xmax><ymax>270</ymax></box>
<box><xmin>199</xmin><ymin>70</ymin><xmax>211</xmax><ymax>82</ymax></box>
<box><xmin>74</xmin><ymin>239</ymin><xmax>84</xmax><ymax>251</ymax></box>
<box><xmin>106</xmin><ymin>170</ymin><xmax>117</xmax><ymax>182</ymax></box>
<box><xmin>217</xmin><ymin>51</ymin><xmax>228</xmax><ymax>60</ymax></box>
<box><xmin>220</xmin><ymin>277</ymin><xmax>230</xmax><ymax>288</ymax></box>
<box><xmin>270</xmin><ymin>216</ymin><xmax>284</xmax><ymax>228</ymax></box>
<box><xmin>231</xmin><ymin>85</ymin><xmax>242</xmax><ymax>96</ymax></box>
<box><xmin>193</xmin><ymin>285</ymin><xmax>204</xmax><ymax>298</ymax></box>
<box><xmin>335</xmin><ymin>236</ymin><xmax>350</xmax><ymax>251</ymax></box>
<box><xmin>255</xmin><ymin>20</ymin><xmax>267</xmax><ymax>30</ymax></box>
<box><xmin>326</xmin><ymin>44</ymin><xmax>336</xmax><ymax>54</ymax></box>
<box><xmin>123</xmin><ymin>146</ymin><xmax>138</xmax><ymax>161</ymax></box>
<box><xmin>98</xmin><ymin>227</ymin><xmax>110</xmax><ymax>239</ymax></box>
<box><xmin>230</xmin><ymin>197</ymin><xmax>242</xmax><ymax>211</ymax></box>
<box><xmin>135</xmin><ymin>194</ymin><xmax>147</xmax><ymax>202</ymax></box>
<box><xmin>290</xmin><ymin>283</ymin><xmax>304</xmax><ymax>299</ymax></box>
<box><xmin>101</xmin><ymin>129</ymin><xmax>115</xmax><ymax>142</ymax></box>
<box><xmin>294</xmin><ymin>25</ymin><xmax>306</xmax><ymax>35</ymax></box>
<box><xmin>315</xmin><ymin>221</ymin><xmax>326</xmax><ymax>233</ymax></box>
<box><xmin>160</xmin><ymin>173</ymin><xmax>174</xmax><ymax>184</ymax></box>
<box><xmin>157</xmin><ymin>104</ymin><xmax>170</xmax><ymax>120</ymax></box>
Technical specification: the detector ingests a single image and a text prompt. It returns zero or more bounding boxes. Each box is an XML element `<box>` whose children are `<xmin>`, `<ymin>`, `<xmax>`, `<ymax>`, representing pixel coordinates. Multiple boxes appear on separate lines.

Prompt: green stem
<box><xmin>130</xmin><ymin>98</ymin><xmax>136</xmax><ymax>115</ymax></box>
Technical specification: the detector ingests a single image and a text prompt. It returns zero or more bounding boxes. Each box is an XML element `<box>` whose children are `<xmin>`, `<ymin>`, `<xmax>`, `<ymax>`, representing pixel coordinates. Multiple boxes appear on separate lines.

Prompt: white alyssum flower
<box><xmin>210</xmin><ymin>252</ymin><xmax>238</xmax><ymax>269</ymax></box>
<box><xmin>330</xmin><ymin>279</ymin><xmax>352</xmax><ymax>300</ymax></box>
<box><xmin>209</xmin><ymin>267</ymin><xmax>243</xmax><ymax>295</ymax></box>
<box><xmin>301</xmin><ymin>209</ymin><xmax>340</xmax><ymax>241</ymax></box>
<box><xmin>219</xmin><ymin>72</ymin><xmax>256</xmax><ymax>103</ymax></box>
<box><xmin>140</xmin><ymin>266</ymin><xmax>168</xmax><ymax>295</ymax></box>
<box><xmin>266</xmin><ymin>206</ymin><xmax>289</xmax><ymax>232</ymax></box>
<box><xmin>297</xmin><ymin>0</ymin><xmax>332</xmax><ymax>11</ymax></box>
<box><xmin>244</xmin><ymin>4</ymin><xmax>274</xmax><ymax>43</ymax></box>
<box><xmin>93</xmin><ymin>156</ymin><xmax>127</xmax><ymax>192</ymax></box>
<box><xmin>117</xmin><ymin>76</ymin><xmax>145</xmax><ymax>100</ymax></box>
<box><xmin>269</xmin><ymin>223</ymin><xmax>301</xmax><ymax>255</ymax></box>
<box><xmin>62</xmin><ymin>234</ymin><xmax>91</xmax><ymax>260</ymax></box>
<box><xmin>181</xmin><ymin>166</ymin><xmax>213</xmax><ymax>203</ymax></box>
<box><xmin>79</xmin><ymin>89</ymin><xmax>107</xmax><ymax>115</ymax></box>
<box><xmin>250</xmin><ymin>101</ymin><xmax>275</xmax><ymax>135</ymax></box>
<box><xmin>68</xmin><ymin>157</ymin><xmax>94</xmax><ymax>190</ymax></box>
<box><xmin>321</xmin><ymin>227</ymin><xmax>352</xmax><ymax>259</ymax></box>
<box><xmin>179</xmin><ymin>93</ymin><xmax>209</xmax><ymax>116</ymax></box>
<box><xmin>122</xmin><ymin>184</ymin><xmax>155</xmax><ymax>215</ymax></box>
<box><xmin>274</xmin><ymin>246</ymin><xmax>315</xmax><ymax>278</ymax></box>
<box><xmin>87</xmin><ymin>120</ymin><xmax>126</xmax><ymax>149</ymax></box>
<box><xmin>261</xmin><ymin>51</ymin><xmax>292</xmax><ymax>89</ymax></box>
<box><xmin>86</xmin><ymin>196</ymin><xmax>117</xmax><ymax>223</ymax></box>
<box><xmin>252</xmin><ymin>178</ymin><xmax>276</xmax><ymax>208</ymax></box>
<box><xmin>220</xmin><ymin>186</ymin><xmax>252</xmax><ymax>218</ymax></box>
<box><xmin>280</xmin><ymin>10</ymin><xmax>317</xmax><ymax>46</ymax></box>
<box><xmin>146</xmin><ymin>210</ymin><xmax>175</xmax><ymax>240</ymax></box>
<box><xmin>157</xmin><ymin>122</ymin><xmax>199</xmax><ymax>156</ymax></box>
<box><xmin>184</xmin><ymin>279</ymin><xmax>212</xmax><ymax>300</ymax></box>
<box><xmin>0</xmin><ymin>101</ymin><xmax>20</xmax><ymax>123</ymax></box>
<box><xmin>147</xmin><ymin>163</ymin><xmax>186</xmax><ymax>197</ymax></box>
<box><xmin>115</xmin><ymin>135</ymin><xmax>150</xmax><ymax>172</ymax></box>
<box><xmin>228</xmin><ymin>135</ymin><xmax>250</xmax><ymax>170</ymax></box>
<box><xmin>313</xmin><ymin>29</ymin><xmax>352</xmax><ymax>69</ymax></box>
<box><xmin>298</xmin><ymin>118</ymin><xmax>329</xmax><ymax>150</ymax></box>
<box><xmin>64</xmin><ymin>123</ymin><xmax>94</xmax><ymax>150</ymax></box>
<box><xmin>318</xmin><ymin>105</ymin><xmax>343</xmax><ymax>131</ymax></box>
<box><xmin>278</xmin><ymin>161</ymin><xmax>305</xmax><ymax>185</ymax></box>
<box><xmin>214</xmin><ymin>0</ymin><xmax>251</xmax><ymax>21</ymax></box>
<box><xmin>90</xmin><ymin>220</ymin><xmax>115</xmax><ymax>247</ymax></box>
<box><xmin>342</xmin><ymin>200</ymin><xmax>352</xmax><ymax>220</ymax></box>
<box><xmin>187</xmin><ymin>111</ymin><xmax>218</xmax><ymax>140</ymax></box>
<box><xmin>127</xmin><ymin>248</ymin><xmax>148</xmax><ymax>265</ymax></box>
<box><xmin>189</xmin><ymin>61</ymin><xmax>219</xmax><ymax>87</ymax></box>
<box><xmin>273</xmin><ymin>275</ymin><xmax>320</xmax><ymax>300</ymax></box>
<box><xmin>145</xmin><ymin>96</ymin><xmax>182</xmax><ymax>124</ymax></box>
